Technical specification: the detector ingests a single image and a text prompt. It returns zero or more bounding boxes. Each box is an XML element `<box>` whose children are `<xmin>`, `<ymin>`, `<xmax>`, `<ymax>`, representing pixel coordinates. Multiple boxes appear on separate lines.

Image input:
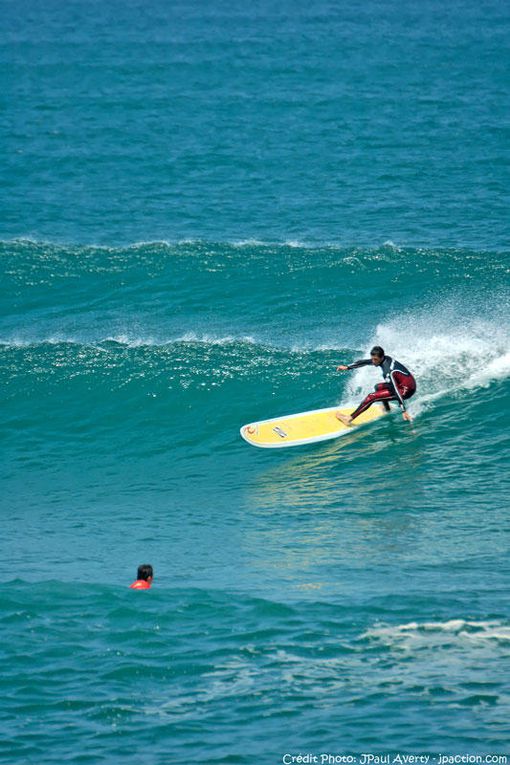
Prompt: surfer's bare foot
<box><xmin>336</xmin><ymin>412</ymin><xmax>353</xmax><ymax>426</ymax></box>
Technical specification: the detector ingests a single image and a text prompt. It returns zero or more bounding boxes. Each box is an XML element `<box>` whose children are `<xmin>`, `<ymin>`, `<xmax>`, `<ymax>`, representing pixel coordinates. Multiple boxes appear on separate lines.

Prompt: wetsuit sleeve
<box><xmin>346</xmin><ymin>359</ymin><xmax>372</xmax><ymax>370</ymax></box>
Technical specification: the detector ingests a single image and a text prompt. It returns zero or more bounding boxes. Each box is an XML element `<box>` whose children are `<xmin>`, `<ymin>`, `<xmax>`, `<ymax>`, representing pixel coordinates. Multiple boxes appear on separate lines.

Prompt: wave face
<box><xmin>1</xmin><ymin>238</ymin><xmax>509</xmax><ymax>761</ymax></box>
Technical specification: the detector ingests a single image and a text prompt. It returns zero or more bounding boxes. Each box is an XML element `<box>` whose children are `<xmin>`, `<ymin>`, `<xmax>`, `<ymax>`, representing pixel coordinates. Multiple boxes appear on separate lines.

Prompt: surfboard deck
<box><xmin>240</xmin><ymin>404</ymin><xmax>386</xmax><ymax>448</ymax></box>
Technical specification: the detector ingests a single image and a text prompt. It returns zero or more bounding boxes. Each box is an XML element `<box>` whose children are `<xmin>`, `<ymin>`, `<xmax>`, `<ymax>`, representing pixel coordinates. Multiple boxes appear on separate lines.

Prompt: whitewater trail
<box><xmin>345</xmin><ymin>309</ymin><xmax>510</xmax><ymax>415</ymax></box>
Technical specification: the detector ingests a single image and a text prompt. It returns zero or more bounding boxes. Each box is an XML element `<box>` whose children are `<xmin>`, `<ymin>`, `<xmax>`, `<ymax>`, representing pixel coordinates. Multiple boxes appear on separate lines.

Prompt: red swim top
<box><xmin>129</xmin><ymin>579</ymin><xmax>151</xmax><ymax>589</ymax></box>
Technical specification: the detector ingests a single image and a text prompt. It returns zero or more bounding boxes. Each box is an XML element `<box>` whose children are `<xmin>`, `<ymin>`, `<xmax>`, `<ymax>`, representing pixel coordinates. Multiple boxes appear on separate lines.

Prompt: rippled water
<box><xmin>2</xmin><ymin>584</ymin><xmax>510</xmax><ymax>764</ymax></box>
<box><xmin>1</xmin><ymin>240</ymin><xmax>509</xmax><ymax>762</ymax></box>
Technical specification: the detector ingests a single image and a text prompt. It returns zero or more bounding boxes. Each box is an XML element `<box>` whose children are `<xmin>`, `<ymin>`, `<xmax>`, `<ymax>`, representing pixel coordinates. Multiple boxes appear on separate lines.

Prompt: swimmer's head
<box><xmin>137</xmin><ymin>564</ymin><xmax>153</xmax><ymax>582</ymax></box>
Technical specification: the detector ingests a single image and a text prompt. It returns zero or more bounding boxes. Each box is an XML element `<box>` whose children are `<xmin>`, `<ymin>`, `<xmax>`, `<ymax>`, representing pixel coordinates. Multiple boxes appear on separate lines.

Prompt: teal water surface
<box><xmin>1</xmin><ymin>1</ymin><xmax>510</xmax><ymax>763</ymax></box>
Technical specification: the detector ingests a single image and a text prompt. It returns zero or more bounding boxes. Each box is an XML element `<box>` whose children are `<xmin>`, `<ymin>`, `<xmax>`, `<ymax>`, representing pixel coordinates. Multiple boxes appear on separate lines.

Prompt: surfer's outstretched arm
<box><xmin>336</xmin><ymin>359</ymin><xmax>372</xmax><ymax>372</ymax></box>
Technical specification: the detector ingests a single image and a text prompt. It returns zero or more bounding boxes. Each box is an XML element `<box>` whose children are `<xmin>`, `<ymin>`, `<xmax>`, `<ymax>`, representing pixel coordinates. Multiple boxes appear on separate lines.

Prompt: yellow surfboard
<box><xmin>240</xmin><ymin>404</ymin><xmax>387</xmax><ymax>448</ymax></box>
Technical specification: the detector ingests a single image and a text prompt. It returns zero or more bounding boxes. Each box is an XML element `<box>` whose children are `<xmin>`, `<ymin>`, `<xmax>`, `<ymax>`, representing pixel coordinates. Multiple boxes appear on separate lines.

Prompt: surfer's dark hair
<box><xmin>370</xmin><ymin>346</ymin><xmax>385</xmax><ymax>358</ymax></box>
<box><xmin>137</xmin><ymin>564</ymin><xmax>153</xmax><ymax>581</ymax></box>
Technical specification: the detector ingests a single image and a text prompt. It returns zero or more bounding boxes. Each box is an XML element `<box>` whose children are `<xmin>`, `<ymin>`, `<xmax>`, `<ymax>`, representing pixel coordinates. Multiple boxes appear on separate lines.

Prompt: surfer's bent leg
<box><xmin>350</xmin><ymin>383</ymin><xmax>396</xmax><ymax>421</ymax></box>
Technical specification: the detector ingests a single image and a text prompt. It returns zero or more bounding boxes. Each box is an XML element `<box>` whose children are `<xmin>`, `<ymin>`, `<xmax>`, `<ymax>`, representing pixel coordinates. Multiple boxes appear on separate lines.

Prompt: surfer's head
<box><xmin>370</xmin><ymin>346</ymin><xmax>385</xmax><ymax>365</ymax></box>
<box><xmin>136</xmin><ymin>564</ymin><xmax>153</xmax><ymax>582</ymax></box>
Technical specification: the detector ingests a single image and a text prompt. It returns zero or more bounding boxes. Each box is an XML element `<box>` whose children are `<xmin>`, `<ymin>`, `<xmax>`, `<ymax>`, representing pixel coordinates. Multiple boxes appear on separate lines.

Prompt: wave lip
<box><xmin>0</xmin><ymin>332</ymin><xmax>260</xmax><ymax>350</ymax></box>
<box><xmin>1</xmin><ymin>236</ymin><xmax>508</xmax><ymax>254</ymax></box>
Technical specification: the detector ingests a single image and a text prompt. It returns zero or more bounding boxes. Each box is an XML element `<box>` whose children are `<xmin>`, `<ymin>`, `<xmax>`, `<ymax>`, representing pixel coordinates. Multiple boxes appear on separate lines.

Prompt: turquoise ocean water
<box><xmin>1</xmin><ymin>1</ymin><xmax>510</xmax><ymax>763</ymax></box>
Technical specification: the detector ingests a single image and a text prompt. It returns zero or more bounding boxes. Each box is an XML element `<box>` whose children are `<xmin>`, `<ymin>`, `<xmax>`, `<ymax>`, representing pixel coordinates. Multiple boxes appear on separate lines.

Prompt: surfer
<box><xmin>335</xmin><ymin>346</ymin><xmax>416</xmax><ymax>425</ymax></box>
<box><xmin>129</xmin><ymin>564</ymin><xmax>154</xmax><ymax>590</ymax></box>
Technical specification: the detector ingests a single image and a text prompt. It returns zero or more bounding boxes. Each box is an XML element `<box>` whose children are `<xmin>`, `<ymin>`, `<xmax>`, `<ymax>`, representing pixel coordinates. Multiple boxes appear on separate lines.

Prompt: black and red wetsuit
<box><xmin>347</xmin><ymin>355</ymin><xmax>416</xmax><ymax>420</ymax></box>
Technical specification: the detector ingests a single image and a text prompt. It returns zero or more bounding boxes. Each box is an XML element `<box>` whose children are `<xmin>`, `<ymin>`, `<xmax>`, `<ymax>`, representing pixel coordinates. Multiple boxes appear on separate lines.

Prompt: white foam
<box><xmin>362</xmin><ymin>619</ymin><xmax>510</xmax><ymax>646</ymax></box>
<box><xmin>466</xmin><ymin>351</ymin><xmax>510</xmax><ymax>388</ymax></box>
<box><xmin>171</xmin><ymin>332</ymin><xmax>257</xmax><ymax>347</ymax></box>
<box><xmin>0</xmin><ymin>332</ymin><xmax>260</xmax><ymax>349</ymax></box>
<box><xmin>0</xmin><ymin>334</ymin><xmax>79</xmax><ymax>348</ymax></box>
<box><xmin>382</xmin><ymin>240</ymin><xmax>400</xmax><ymax>249</ymax></box>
